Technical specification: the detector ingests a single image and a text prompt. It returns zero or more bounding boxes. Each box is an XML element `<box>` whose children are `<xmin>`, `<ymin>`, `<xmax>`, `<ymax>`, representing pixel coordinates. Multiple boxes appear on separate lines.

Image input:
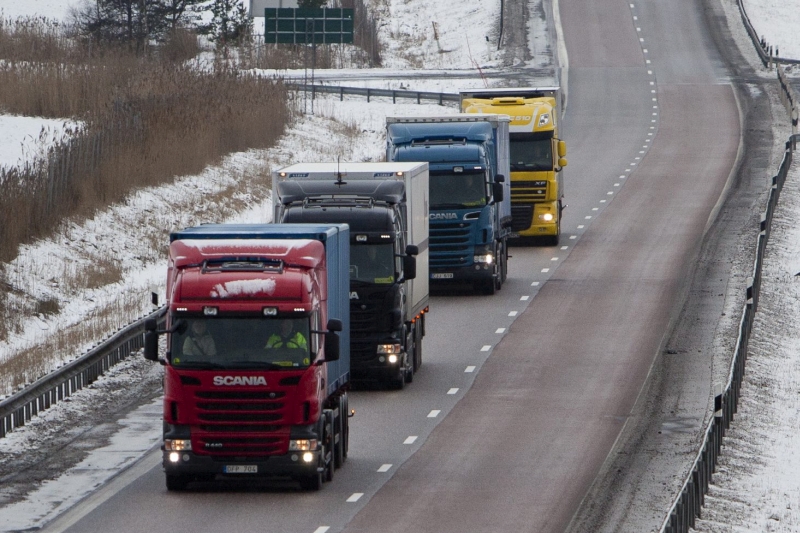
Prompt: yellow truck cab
<box><xmin>460</xmin><ymin>87</ymin><xmax>567</xmax><ymax>245</ymax></box>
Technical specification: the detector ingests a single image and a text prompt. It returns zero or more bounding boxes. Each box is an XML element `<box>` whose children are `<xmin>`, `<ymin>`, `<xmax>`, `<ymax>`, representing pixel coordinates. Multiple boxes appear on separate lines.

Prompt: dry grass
<box><xmin>0</xmin><ymin>9</ymin><xmax>382</xmax><ymax>394</ymax></box>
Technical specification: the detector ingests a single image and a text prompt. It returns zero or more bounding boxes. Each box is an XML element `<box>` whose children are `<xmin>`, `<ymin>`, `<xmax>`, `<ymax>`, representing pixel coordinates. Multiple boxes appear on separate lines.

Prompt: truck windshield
<box><xmin>170</xmin><ymin>316</ymin><xmax>312</xmax><ymax>369</ymax></box>
<box><xmin>430</xmin><ymin>171</ymin><xmax>487</xmax><ymax>209</ymax></box>
<box><xmin>510</xmin><ymin>134</ymin><xmax>553</xmax><ymax>172</ymax></box>
<box><xmin>350</xmin><ymin>243</ymin><xmax>395</xmax><ymax>284</ymax></box>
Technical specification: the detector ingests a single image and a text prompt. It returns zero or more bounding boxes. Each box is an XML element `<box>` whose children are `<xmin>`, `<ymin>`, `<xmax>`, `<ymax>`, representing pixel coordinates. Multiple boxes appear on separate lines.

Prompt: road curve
<box><xmin>340</xmin><ymin>0</ymin><xmax>739</xmax><ymax>532</ymax></box>
<box><xmin>40</xmin><ymin>1</ymin><xmax>741</xmax><ymax>532</ymax></box>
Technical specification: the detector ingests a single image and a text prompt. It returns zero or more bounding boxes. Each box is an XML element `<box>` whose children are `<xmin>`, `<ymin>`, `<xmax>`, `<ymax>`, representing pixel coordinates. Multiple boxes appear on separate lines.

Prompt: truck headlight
<box><xmin>538</xmin><ymin>213</ymin><xmax>554</xmax><ymax>222</ymax></box>
<box><xmin>289</xmin><ymin>439</ymin><xmax>319</xmax><ymax>451</ymax></box>
<box><xmin>377</xmin><ymin>343</ymin><xmax>402</xmax><ymax>354</ymax></box>
<box><xmin>164</xmin><ymin>439</ymin><xmax>192</xmax><ymax>451</ymax></box>
<box><xmin>473</xmin><ymin>253</ymin><xmax>494</xmax><ymax>264</ymax></box>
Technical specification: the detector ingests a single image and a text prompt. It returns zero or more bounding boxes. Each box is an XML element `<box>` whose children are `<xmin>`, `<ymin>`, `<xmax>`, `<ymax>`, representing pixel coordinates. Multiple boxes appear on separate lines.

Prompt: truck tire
<box><xmin>413</xmin><ymin>332</ymin><xmax>422</xmax><ymax>373</ymax></box>
<box><xmin>389</xmin><ymin>367</ymin><xmax>405</xmax><ymax>390</ymax></box>
<box><xmin>299</xmin><ymin>472</ymin><xmax>322</xmax><ymax>491</ymax></box>
<box><xmin>334</xmin><ymin>397</ymin><xmax>345</xmax><ymax>468</ymax></box>
<box><xmin>478</xmin><ymin>278</ymin><xmax>496</xmax><ymax>295</ymax></box>
<box><xmin>323</xmin><ymin>411</ymin><xmax>335</xmax><ymax>482</ymax></box>
<box><xmin>166</xmin><ymin>474</ymin><xmax>190</xmax><ymax>492</ymax></box>
<box><xmin>342</xmin><ymin>394</ymin><xmax>350</xmax><ymax>459</ymax></box>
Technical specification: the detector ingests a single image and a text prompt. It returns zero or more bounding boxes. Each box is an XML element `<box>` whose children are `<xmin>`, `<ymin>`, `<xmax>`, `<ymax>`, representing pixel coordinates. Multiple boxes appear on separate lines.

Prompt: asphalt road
<box><xmin>41</xmin><ymin>0</ymin><xmax>745</xmax><ymax>532</ymax></box>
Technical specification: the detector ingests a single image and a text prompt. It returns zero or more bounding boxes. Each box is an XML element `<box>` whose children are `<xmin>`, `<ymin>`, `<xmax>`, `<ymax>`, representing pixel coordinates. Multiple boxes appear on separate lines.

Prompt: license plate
<box><xmin>224</xmin><ymin>465</ymin><xmax>257</xmax><ymax>474</ymax></box>
<box><xmin>431</xmin><ymin>273</ymin><xmax>454</xmax><ymax>279</ymax></box>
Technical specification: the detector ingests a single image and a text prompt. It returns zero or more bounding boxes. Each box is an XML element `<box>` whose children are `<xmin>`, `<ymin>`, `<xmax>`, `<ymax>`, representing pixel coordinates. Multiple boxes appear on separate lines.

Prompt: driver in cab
<box><xmin>265</xmin><ymin>319</ymin><xmax>309</xmax><ymax>366</ymax></box>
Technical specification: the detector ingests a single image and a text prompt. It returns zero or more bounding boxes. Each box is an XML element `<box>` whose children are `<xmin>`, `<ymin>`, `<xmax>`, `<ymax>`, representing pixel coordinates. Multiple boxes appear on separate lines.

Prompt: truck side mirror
<box><xmin>405</xmin><ymin>244</ymin><xmax>419</xmax><ymax>256</ymax></box>
<box><xmin>403</xmin><ymin>255</ymin><xmax>417</xmax><ymax>280</ymax></box>
<box><xmin>492</xmin><ymin>182</ymin><xmax>504</xmax><ymax>203</ymax></box>
<box><xmin>324</xmin><ymin>332</ymin><xmax>341</xmax><ymax>362</ymax></box>
<box><xmin>558</xmin><ymin>157</ymin><xmax>568</xmax><ymax>169</ymax></box>
<box><xmin>557</xmin><ymin>140</ymin><xmax>567</xmax><ymax>158</ymax></box>
<box><xmin>144</xmin><ymin>318</ymin><xmax>160</xmax><ymax>362</ymax></box>
<box><xmin>326</xmin><ymin>318</ymin><xmax>343</xmax><ymax>332</ymax></box>
<box><xmin>151</xmin><ymin>292</ymin><xmax>159</xmax><ymax>306</ymax></box>
<box><xmin>495</xmin><ymin>174</ymin><xmax>505</xmax><ymax>183</ymax></box>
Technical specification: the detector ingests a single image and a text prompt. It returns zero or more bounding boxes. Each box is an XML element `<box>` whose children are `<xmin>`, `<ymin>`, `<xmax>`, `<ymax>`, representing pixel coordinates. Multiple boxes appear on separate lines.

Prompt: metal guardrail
<box><xmin>736</xmin><ymin>0</ymin><xmax>800</xmax><ymax>67</ymax></box>
<box><xmin>0</xmin><ymin>307</ymin><xmax>166</xmax><ymax>439</ymax></box>
<box><xmin>289</xmin><ymin>83</ymin><xmax>460</xmax><ymax>106</ymax></box>
<box><xmin>660</xmin><ymin>134</ymin><xmax>800</xmax><ymax>533</ymax></box>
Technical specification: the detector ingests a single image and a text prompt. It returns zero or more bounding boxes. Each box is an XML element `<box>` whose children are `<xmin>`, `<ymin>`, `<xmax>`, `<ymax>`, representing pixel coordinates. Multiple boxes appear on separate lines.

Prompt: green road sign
<box><xmin>264</xmin><ymin>8</ymin><xmax>354</xmax><ymax>44</ymax></box>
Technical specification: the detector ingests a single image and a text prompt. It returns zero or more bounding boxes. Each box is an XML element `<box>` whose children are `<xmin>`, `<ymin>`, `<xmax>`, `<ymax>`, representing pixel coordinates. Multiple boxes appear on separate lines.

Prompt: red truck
<box><xmin>144</xmin><ymin>223</ymin><xmax>351</xmax><ymax>491</ymax></box>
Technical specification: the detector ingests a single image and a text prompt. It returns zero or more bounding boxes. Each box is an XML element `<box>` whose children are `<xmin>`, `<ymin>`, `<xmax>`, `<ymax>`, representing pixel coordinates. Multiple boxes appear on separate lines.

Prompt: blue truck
<box><xmin>144</xmin><ymin>223</ymin><xmax>350</xmax><ymax>491</ymax></box>
<box><xmin>386</xmin><ymin>114</ymin><xmax>512</xmax><ymax>294</ymax></box>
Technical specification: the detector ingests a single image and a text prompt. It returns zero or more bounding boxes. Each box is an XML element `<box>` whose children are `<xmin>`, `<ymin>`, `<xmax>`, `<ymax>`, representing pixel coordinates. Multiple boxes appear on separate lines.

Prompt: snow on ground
<box><xmin>742</xmin><ymin>0</ymin><xmax>800</xmax><ymax>59</ymax></box>
<box><xmin>0</xmin><ymin>116</ymin><xmax>78</xmax><ymax>171</ymax></box>
<box><xmin>0</xmin><ymin>0</ymin><xmax>798</xmax><ymax>531</ymax></box>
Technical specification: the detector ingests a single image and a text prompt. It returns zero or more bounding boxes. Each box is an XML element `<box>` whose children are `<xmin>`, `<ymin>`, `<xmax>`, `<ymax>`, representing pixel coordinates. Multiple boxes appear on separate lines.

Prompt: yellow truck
<box><xmin>460</xmin><ymin>87</ymin><xmax>567</xmax><ymax>245</ymax></box>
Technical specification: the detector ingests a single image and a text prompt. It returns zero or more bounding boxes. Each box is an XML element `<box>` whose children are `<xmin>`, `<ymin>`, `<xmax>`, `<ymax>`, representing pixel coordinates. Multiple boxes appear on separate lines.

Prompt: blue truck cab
<box><xmin>386</xmin><ymin>115</ymin><xmax>511</xmax><ymax>294</ymax></box>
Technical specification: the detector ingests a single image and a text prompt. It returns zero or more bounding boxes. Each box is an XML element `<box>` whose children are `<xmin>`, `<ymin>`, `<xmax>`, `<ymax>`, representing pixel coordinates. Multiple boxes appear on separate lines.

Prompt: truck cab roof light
<box><xmin>263</xmin><ymin>307</ymin><xmax>278</xmax><ymax>316</ymax></box>
<box><xmin>203</xmin><ymin>307</ymin><xmax>218</xmax><ymax>316</ymax></box>
<box><xmin>176</xmin><ymin>307</ymin><xmax>188</xmax><ymax>312</ymax></box>
<box><xmin>453</xmin><ymin>166</ymin><xmax>464</xmax><ymax>173</ymax></box>
<box><xmin>356</xmin><ymin>235</ymin><xmax>368</xmax><ymax>242</ymax></box>
<box><xmin>293</xmin><ymin>307</ymin><xmax>306</xmax><ymax>312</ymax></box>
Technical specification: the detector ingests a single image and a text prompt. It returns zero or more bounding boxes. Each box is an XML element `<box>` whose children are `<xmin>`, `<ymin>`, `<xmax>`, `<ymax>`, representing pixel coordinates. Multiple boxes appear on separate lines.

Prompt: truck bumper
<box><xmin>430</xmin><ymin>263</ymin><xmax>494</xmax><ymax>282</ymax></box>
<box><xmin>162</xmin><ymin>449</ymin><xmax>322</xmax><ymax>479</ymax></box>
<box><xmin>510</xmin><ymin>201</ymin><xmax>559</xmax><ymax>238</ymax></box>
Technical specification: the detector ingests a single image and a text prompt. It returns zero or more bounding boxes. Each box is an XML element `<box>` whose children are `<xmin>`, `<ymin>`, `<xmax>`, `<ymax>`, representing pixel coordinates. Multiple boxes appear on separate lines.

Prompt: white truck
<box><xmin>272</xmin><ymin>162</ymin><xmax>430</xmax><ymax>389</ymax></box>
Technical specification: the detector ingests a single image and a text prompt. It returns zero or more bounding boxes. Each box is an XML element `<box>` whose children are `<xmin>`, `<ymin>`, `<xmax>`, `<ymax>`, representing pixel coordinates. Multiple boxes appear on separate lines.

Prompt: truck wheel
<box><xmin>342</xmin><ymin>394</ymin><xmax>350</xmax><ymax>459</ymax></box>
<box><xmin>414</xmin><ymin>335</ymin><xmax>422</xmax><ymax>373</ymax></box>
<box><xmin>478</xmin><ymin>278</ymin><xmax>496</xmax><ymax>295</ymax></box>
<box><xmin>299</xmin><ymin>472</ymin><xmax>322</xmax><ymax>491</ymax></box>
<box><xmin>324</xmin><ymin>443</ymin><xmax>335</xmax><ymax>482</ymax></box>
<box><xmin>166</xmin><ymin>474</ymin><xmax>190</xmax><ymax>492</ymax></box>
<box><xmin>389</xmin><ymin>368</ymin><xmax>405</xmax><ymax>390</ymax></box>
<box><xmin>334</xmin><ymin>399</ymin><xmax>345</xmax><ymax>468</ymax></box>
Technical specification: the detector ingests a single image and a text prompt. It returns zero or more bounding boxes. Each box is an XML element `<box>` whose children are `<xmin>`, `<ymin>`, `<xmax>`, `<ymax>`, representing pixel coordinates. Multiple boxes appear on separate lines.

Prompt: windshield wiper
<box><xmin>176</xmin><ymin>361</ymin><xmax>227</xmax><ymax>369</ymax></box>
<box><xmin>226</xmin><ymin>361</ymin><xmax>298</xmax><ymax>370</ymax></box>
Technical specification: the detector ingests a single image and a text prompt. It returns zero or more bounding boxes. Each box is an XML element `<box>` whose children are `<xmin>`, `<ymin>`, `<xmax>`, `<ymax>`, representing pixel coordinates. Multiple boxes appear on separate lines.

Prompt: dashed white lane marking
<box><xmin>592</xmin><ymin>207</ymin><xmax>599</xmax><ymax>211</ymax></box>
<box><xmin>560</xmin><ymin>246</ymin><xmax>568</xmax><ymax>250</ymax></box>
<box><xmin>347</xmin><ymin>493</ymin><xmax>364</xmax><ymax>503</ymax></box>
<box><xmin>541</xmin><ymin>268</ymin><xmax>550</xmax><ymax>273</ymax></box>
<box><xmin>313</xmin><ymin>528</ymin><xmax>330</xmax><ymax>533</ymax></box>
<box><xmin>607</xmin><ymin>191</ymin><xmax>614</xmax><ymax>195</ymax></box>
<box><xmin>404</xmin><ymin>436</ymin><xmax>418</xmax><ymax>444</ymax></box>
<box><xmin>578</xmin><ymin>224</ymin><xmax>585</xmax><ymax>228</ymax></box>
<box><xmin>569</xmin><ymin>235</ymin><xmax>577</xmax><ymax>239</ymax></box>
<box><xmin>551</xmin><ymin>256</ymin><xmax>559</xmax><ymax>261</ymax></box>
<box><xmin>508</xmin><ymin>311</ymin><xmax>518</xmax><ymax>317</ymax></box>
<box><xmin>600</xmin><ymin>200</ymin><xmax>607</xmax><ymax>203</ymax></box>
<box><xmin>428</xmin><ymin>410</ymin><xmax>440</xmax><ymax>418</ymax></box>
<box><xmin>448</xmin><ymin>388</ymin><xmax>459</xmax><ymax>395</ymax></box>
<box><xmin>465</xmin><ymin>366</ymin><xmax>476</xmax><ymax>373</ymax></box>
<box><xmin>531</xmin><ymin>281</ymin><xmax>541</xmax><ymax>286</ymax></box>
<box><xmin>521</xmin><ymin>295</ymin><xmax>530</xmax><ymax>301</ymax></box>
<box><xmin>585</xmin><ymin>215</ymin><xmax>592</xmax><ymax>219</ymax></box>
<box><xmin>481</xmin><ymin>345</ymin><xmax>491</xmax><ymax>351</ymax></box>
<box><xmin>495</xmin><ymin>328</ymin><xmax>506</xmax><ymax>334</ymax></box>
<box><xmin>377</xmin><ymin>464</ymin><xmax>392</xmax><ymax>472</ymax></box>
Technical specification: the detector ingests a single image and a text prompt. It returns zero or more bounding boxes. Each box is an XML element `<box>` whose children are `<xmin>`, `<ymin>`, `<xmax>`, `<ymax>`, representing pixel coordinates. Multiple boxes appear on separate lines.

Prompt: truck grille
<box><xmin>430</xmin><ymin>221</ymin><xmax>472</xmax><ymax>268</ymax></box>
<box><xmin>511</xmin><ymin>180</ymin><xmax>548</xmax><ymax>202</ymax></box>
<box><xmin>350</xmin><ymin>293</ymin><xmax>385</xmax><ymax>364</ymax></box>
<box><xmin>511</xmin><ymin>205</ymin><xmax>534</xmax><ymax>232</ymax></box>
<box><xmin>192</xmin><ymin>389</ymin><xmax>288</xmax><ymax>456</ymax></box>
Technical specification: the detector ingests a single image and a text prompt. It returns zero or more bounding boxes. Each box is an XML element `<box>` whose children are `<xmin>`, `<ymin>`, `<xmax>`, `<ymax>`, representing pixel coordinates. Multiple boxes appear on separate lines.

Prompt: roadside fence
<box><xmin>0</xmin><ymin>307</ymin><xmax>166</xmax><ymax>440</ymax></box>
<box><xmin>659</xmin><ymin>133</ymin><xmax>800</xmax><ymax>533</ymax></box>
<box><xmin>289</xmin><ymin>83</ymin><xmax>460</xmax><ymax>106</ymax></box>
